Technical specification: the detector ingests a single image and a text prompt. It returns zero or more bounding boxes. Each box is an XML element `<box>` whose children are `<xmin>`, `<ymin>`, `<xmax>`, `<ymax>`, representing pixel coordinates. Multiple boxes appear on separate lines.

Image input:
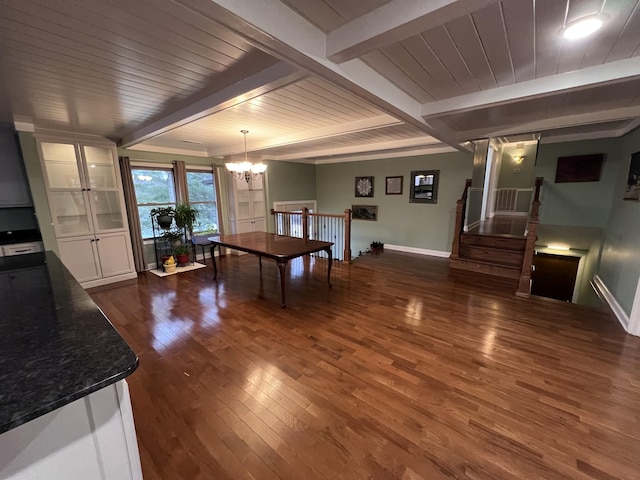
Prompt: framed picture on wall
<box><xmin>355</xmin><ymin>176</ymin><xmax>374</xmax><ymax>197</ymax></box>
<box><xmin>409</xmin><ymin>170</ymin><xmax>439</xmax><ymax>203</ymax></box>
<box><xmin>624</xmin><ymin>151</ymin><xmax>640</xmax><ymax>201</ymax></box>
<box><xmin>385</xmin><ymin>176</ymin><xmax>403</xmax><ymax>195</ymax></box>
<box><xmin>352</xmin><ymin>205</ymin><xmax>378</xmax><ymax>221</ymax></box>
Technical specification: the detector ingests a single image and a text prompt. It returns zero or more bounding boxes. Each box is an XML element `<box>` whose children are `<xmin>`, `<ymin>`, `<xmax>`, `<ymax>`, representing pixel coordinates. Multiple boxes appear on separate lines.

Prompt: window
<box><xmin>131</xmin><ymin>168</ymin><xmax>175</xmax><ymax>239</ymax></box>
<box><xmin>186</xmin><ymin>170</ymin><xmax>219</xmax><ymax>234</ymax></box>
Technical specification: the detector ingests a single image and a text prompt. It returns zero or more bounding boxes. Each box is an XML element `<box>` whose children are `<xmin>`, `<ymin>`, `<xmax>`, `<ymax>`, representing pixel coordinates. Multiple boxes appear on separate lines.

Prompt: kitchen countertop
<box><xmin>0</xmin><ymin>252</ymin><xmax>138</xmax><ymax>434</ymax></box>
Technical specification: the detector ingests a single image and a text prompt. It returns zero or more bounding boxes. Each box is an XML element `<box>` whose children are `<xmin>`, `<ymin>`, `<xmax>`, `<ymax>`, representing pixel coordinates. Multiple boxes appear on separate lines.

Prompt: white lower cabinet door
<box><xmin>57</xmin><ymin>236</ymin><xmax>101</xmax><ymax>282</ymax></box>
<box><xmin>235</xmin><ymin>219</ymin><xmax>253</xmax><ymax>234</ymax></box>
<box><xmin>252</xmin><ymin>217</ymin><xmax>266</xmax><ymax>231</ymax></box>
<box><xmin>96</xmin><ymin>232</ymin><xmax>134</xmax><ymax>278</ymax></box>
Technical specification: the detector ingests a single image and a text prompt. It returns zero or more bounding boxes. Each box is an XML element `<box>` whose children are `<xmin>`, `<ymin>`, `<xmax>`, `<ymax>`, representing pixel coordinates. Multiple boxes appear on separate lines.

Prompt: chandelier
<box><xmin>225</xmin><ymin>129</ymin><xmax>267</xmax><ymax>182</ymax></box>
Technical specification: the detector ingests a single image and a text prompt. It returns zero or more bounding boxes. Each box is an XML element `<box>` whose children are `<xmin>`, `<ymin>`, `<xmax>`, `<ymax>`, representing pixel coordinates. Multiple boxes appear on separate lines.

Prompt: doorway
<box><xmin>531</xmin><ymin>253</ymin><xmax>580</xmax><ymax>302</ymax></box>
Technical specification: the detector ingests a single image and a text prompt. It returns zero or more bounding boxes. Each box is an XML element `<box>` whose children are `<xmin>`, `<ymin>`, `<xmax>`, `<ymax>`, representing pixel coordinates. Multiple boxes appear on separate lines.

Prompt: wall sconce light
<box><xmin>225</xmin><ymin>130</ymin><xmax>267</xmax><ymax>183</ymax></box>
<box><xmin>513</xmin><ymin>155</ymin><xmax>525</xmax><ymax>164</ymax></box>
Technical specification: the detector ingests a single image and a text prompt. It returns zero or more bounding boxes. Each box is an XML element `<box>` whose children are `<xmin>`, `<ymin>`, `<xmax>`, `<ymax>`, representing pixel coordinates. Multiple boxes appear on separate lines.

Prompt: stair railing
<box><xmin>450</xmin><ymin>179</ymin><xmax>472</xmax><ymax>259</ymax></box>
<box><xmin>272</xmin><ymin>207</ymin><xmax>352</xmax><ymax>262</ymax></box>
<box><xmin>516</xmin><ymin>177</ymin><xmax>543</xmax><ymax>297</ymax></box>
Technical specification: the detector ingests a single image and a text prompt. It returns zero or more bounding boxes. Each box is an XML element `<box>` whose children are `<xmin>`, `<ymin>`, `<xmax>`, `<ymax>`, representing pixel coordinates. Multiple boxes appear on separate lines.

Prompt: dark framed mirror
<box><xmin>409</xmin><ymin>170</ymin><xmax>439</xmax><ymax>203</ymax></box>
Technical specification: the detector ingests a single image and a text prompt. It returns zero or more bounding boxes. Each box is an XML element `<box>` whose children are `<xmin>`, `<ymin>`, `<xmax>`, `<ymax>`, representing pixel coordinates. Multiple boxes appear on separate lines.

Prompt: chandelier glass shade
<box><xmin>225</xmin><ymin>130</ymin><xmax>267</xmax><ymax>182</ymax></box>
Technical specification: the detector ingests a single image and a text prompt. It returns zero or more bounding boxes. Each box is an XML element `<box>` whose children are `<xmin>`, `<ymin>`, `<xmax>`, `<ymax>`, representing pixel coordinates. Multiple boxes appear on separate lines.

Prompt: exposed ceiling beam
<box><xmin>125</xmin><ymin>144</ymin><xmax>210</xmax><ymax>157</ymax></box>
<box><xmin>327</xmin><ymin>0</ymin><xmax>500</xmax><ymax>63</ymax></box>
<box><xmin>421</xmin><ymin>57</ymin><xmax>640</xmax><ymax>118</ymax></box>
<box><xmin>265</xmin><ymin>136</ymin><xmax>440</xmax><ymax>161</ymax></box>
<box><xmin>308</xmin><ymin>145</ymin><xmax>458</xmax><ymax>164</ymax></box>
<box><xmin>176</xmin><ymin>0</ymin><xmax>469</xmax><ymax>153</ymax></box>
<box><xmin>209</xmin><ymin>115</ymin><xmax>402</xmax><ymax>156</ymax></box>
<box><xmin>119</xmin><ymin>61</ymin><xmax>306</xmax><ymax>148</ymax></box>
<box><xmin>457</xmin><ymin>105</ymin><xmax>640</xmax><ymax>140</ymax></box>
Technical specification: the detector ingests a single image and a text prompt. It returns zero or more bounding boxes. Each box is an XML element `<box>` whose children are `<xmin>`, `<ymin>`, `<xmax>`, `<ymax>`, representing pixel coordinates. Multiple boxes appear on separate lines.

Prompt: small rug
<box><xmin>148</xmin><ymin>262</ymin><xmax>206</xmax><ymax>277</ymax></box>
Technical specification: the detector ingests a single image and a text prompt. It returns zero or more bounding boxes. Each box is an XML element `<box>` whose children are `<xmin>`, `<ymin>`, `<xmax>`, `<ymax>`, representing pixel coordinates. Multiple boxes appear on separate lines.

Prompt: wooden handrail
<box><xmin>270</xmin><ymin>207</ymin><xmax>352</xmax><ymax>262</ymax></box>
<box><xmin>450</xmin><ymin>179</ymin><xmax>472</xmax><ymax>259</ymax></box>
<box><xmin>516</xmin><ymin>177</ymin><xmax>544</xmax><ymax>297</ymax></box>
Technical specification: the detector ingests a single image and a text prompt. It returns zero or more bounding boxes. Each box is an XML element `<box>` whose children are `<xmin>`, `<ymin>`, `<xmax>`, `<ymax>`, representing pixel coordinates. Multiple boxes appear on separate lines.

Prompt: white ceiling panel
<box><xmin>1</xmin><ymin>0</ymin><xmax>639</xmax><ymax>162</ymax></box>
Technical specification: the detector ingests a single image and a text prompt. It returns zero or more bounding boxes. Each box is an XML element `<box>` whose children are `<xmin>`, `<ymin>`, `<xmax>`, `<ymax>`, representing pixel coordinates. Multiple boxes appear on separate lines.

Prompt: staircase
<box><xmin>451</xmin><ymin>232</ymin><xmax>527</xmax><ymax>279</ymax></box>
<box><xmin>450</xmin><ymin>178</ymin><xmax>543</xmax><ymax>295</ymax></box>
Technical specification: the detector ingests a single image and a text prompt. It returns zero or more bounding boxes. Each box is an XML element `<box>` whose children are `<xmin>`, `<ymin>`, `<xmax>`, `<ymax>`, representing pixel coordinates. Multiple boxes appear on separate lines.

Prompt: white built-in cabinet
<box><xmin>36</xmin><ymin>135</ymin><xmax>136</xmax><ymax>288</ymax></box>
<box><xmin>227</xmin><ymin>174</ymin><xmax>267</xmax><ymax>234</ymax></box>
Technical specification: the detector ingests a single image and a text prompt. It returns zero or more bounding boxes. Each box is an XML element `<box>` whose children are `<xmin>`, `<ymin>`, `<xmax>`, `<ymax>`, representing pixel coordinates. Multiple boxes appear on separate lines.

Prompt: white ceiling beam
<box><xmin>422</xmin><ymin>57</ymin><xmax>640</xmax><ymax>118</ymax></box>
<box><xmin>457</xmin><ymin>105</ymin><xmax>640</xmax><ymax>140</ymax></box>
<box><xmin>327</xmin><ymin>0</ymin><xmax>500</xmax><ymax>63</ymax></box>
<box><xmin>209</xmin><ymin>115</ymin><xmax>402</xmax><ymax>156</ymax></box>
<box><xmin>266</xmin><ymin>136</ymin><xmax>440</xmax><ymax>161</ymax></box>
<box><xmin>176</xmin><ymin>0</ymin><xmax>469</xmax><ymax>153</ymax></box>
<box><xmin>119</xmin><ymin>61</ymin><xmax>305</xmax><ymax>148</ymax></box>
<box><xmin>308</xmin><ymin>145</ymin><xmax>458</xmax><ymax>164</ymax></box>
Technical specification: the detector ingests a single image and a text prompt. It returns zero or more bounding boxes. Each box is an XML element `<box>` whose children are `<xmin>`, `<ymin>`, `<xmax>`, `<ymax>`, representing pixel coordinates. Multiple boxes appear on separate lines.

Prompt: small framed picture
<box><xmin>352</xmin><ymin>205</ymin><xmax>378</xmax><ymax>221</ymax></box>
<box><xmin>385</xmin><ymin>176</ymin><xmax>403</xmax><ymax>195</ymax></box>
<box><xmin>355</xmin><ymin>176</ymin><xmax>374</xmax><ymax>197</ymax></box>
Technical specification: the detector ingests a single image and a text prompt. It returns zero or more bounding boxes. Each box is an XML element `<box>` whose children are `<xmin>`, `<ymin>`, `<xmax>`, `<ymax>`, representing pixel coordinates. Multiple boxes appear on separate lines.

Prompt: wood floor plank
<box><xmin>90</xmin><ymin>252</ymin><xmax>640</xmax><ymax>480</ymax></box>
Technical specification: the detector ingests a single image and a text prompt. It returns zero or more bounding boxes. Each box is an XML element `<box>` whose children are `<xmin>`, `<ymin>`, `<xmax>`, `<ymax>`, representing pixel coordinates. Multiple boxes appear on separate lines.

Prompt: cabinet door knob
<box><xmin>90</xmin><ymin>238</ymin><xmax>95</xmax><ymax>242</ymax></box>
<box><xmin>96</xmin><ymin>238</ymin><xmax>100</xmax><ymax>242</ymax></box>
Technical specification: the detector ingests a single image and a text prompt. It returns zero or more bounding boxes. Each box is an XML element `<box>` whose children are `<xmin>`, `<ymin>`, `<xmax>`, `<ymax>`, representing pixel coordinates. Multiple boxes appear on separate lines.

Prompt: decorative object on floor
<box><xmin>370</xmin><ymin>241</ymin><xmax>384</xmax><ymax>254</ymax></box>
<box><xmin>385</xmin><ymin>176</ymin><xmax>403</xmax><ymax>195</ymax></box>
<box><xmin>355</xmin><ymin>176</ymin><xmax>374</xmax><ymax>197</ymax></box>
<box><xmin>352</xmin><ymin>205</ymin><xmax>378</xmax><ymax>221</ymax></box>
<box><xmin>623</xmin><ymin>152</ymin><xmax>640</xmax><ymax>201</ymax></box>
<box><xmin>162</xmin><ymin>228</ymin><xmax>183</xmax><ymax>248</ymax></box>
<box><xmin>150</xmin><ymin>262</ymin><xmax>206</xmax><ymax>277</ymax></box>
<box><xmin>163</xmin><ymin>255</ymin><xmax>177</xmax><ymax>273</ymax></box>
<box><xmin>225</xmin><ymin>130</ymin><xmax>267</xmax><ymax>183</ymax></box>
<box><xmin>409</xmin><ymin>170</ymin><xmax>439</xmax><ymax>204</ymax></box>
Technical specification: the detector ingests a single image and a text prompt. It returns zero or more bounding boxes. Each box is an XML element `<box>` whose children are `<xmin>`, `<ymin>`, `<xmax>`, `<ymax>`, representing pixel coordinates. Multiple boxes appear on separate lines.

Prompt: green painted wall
<box><xmin>535</xmin><ymin>138</ymin><xmax>621</xmax><ymax>227</ymax></box>
<box><xmin>18</xmin><ymin>132</ymin><xmax>58</xmax><ymax>254</ymax></box>
<box><xmin>315</xmin><ymin>151</ymin><xmax>473</xmax><ymax>256</ymax></box>
<box><xmin>498</xmin><ymin>143</ymin><xmax>537</xmax><ymax>189</ymax></box>
<box><xmin>597</xmin><ymin>127</ymin><xmax>640</xmax><ymax>316</ymax></box>
<box><xmin>264</xmin><ymin>160</ymin><xmax>316</xmax><ymax>232</ymax></box>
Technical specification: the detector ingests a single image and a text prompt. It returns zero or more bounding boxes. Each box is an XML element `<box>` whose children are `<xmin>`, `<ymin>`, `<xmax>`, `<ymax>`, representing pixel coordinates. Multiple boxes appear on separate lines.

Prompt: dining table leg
<box><xmin>276</xmin><ymin>259</ymin><xmax>289</xmax><ymax>308</ymax></box>
<box><xmin>210</xmin><ymin>245</ymin><xmax>218</xmax><ymax>279</ymax></box>
<box><xmin>325</xmin><ymin>247</ymin><xmax>333</xmax><ymax>287</ymax></box>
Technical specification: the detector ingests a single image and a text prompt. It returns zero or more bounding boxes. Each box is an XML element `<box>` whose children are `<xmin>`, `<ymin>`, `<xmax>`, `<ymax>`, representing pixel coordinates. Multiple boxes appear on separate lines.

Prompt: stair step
<box><xmin>449</xmin><ymin>257</ymin><xmax>521</xmax><ymax>279</ymax></box>
<box><xmin>460</xmin><ymin>234</ymin><xmax>526</xmax><ymax>251</ymax></box>
<box><xmin>459</xmin><ymin>245</ymin><xmax>524</xmax><ymax>268</ymax></box>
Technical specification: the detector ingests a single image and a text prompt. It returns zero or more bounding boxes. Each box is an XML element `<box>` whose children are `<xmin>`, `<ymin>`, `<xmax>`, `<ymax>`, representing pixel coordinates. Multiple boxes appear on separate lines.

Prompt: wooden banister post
<box><xmin>271</xmin><ymin>208</ymin><xmax>276</xmax><ymax>233</ymax></box>
<box><xmin>343</xmin><ymin>209</ymin><xmax>352</xmax><ymax>263</ymax></box>
<box><xmin>450</xmin><ymin>179</ymin><xmax>472</xmax><ymax>260</ymax></box>
<box><xmin>516</xmin><ymin>177</ymin><xmax>543</xmax><ymax>297</ymax></box>
<box><xmin>302</xmin><ymin>207</ymin><xmax>309</xmax><ymax>240</ymax></box>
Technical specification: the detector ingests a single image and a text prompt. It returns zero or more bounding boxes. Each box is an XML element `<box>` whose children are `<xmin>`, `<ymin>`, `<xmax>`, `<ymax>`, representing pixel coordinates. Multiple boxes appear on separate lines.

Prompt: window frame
<box><xmin>130</xmin><ymin>164</ymin><xmax>177</xmax><ymax>241</ymax></box>
<box><xmin>185</xmin><ymin>167</ymin><xmax>220</xmax><ymax>235</ymax></box>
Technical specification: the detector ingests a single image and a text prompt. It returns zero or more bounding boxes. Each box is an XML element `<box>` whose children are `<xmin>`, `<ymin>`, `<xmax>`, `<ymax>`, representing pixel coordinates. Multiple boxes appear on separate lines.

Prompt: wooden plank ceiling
<box><xmin>1</xmin><ymin>0</ymin><xmax>639</xmax><ymax>163</ymax></box>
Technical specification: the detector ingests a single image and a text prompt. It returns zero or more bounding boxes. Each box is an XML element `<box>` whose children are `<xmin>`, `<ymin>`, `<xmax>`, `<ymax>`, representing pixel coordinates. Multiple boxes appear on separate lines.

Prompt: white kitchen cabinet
<box><xmin>35</xmin><ymin>135</ymin><xmax>136</xmax><ymax>288</ymax></box>
<box><xmin>227</xmin><ymin>173</ymin><xmax>266</xmax><ymax>234</ymax></box>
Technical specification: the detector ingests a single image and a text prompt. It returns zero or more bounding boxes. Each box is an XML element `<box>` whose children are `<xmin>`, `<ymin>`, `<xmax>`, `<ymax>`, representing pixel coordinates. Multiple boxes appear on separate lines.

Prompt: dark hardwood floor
<box><xmin>90</xmin><ymin>252</ymin><xmax>640</xmax><ymax>480</ymax></box>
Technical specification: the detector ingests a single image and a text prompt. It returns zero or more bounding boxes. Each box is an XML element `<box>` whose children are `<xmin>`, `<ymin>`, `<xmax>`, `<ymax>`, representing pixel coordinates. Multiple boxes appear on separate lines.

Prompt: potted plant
<box><xmin>174</xmin><ymin>203</ymin><xmax>200</xmax><ymax>234</ymax></box>
<box><xmin>162</xmin><ymin>228</ymin><xmax>183</xmax><ymax>248</ymax></box>
<box><xmin>151</xmin><ymin>206</ymin><xmax>175</xmax><ymax>229</ymax></box>
<box><xmin>370</xmin><ymin>241</ymin><xmax>384</xmax><ymax>254</ymax></box>
<box><xmin>172</xmin><ymin>245</ymin><xmax>191</xmax><ymax>265</ymax></box>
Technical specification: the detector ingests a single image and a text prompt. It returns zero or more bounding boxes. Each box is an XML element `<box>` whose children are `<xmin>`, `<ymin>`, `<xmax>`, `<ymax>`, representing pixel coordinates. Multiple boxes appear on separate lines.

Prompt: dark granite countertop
<box><xmin>0</xmin><ymin>252</ymin><xmax>138</xmax><ymax>434</ymax></box>
<box><xmin>0</xmin><ymin>229</ymin><xmax>42</xmax><ymax>246</ymax></box>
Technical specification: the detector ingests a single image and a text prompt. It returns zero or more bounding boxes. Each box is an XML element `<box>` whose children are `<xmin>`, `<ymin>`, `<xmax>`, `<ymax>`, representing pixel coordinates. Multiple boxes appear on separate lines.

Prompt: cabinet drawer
<box><xmin>3</xmin><ymin>242</ymin><xmax>44</xmax><ymax>256</ymax></box>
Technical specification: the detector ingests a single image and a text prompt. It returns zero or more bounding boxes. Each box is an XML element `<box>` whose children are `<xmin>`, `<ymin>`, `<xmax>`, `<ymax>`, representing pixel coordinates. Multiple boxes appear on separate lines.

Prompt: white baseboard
<box><xmin>592</xmin><ymin>275</ymin><xmax>629</xmax><ymax>331</ymax></box>
<box><xmin>385</xmin><ymin>244</ymin><xmax>450</xmax><ymax>258</ymax></box>
<box><xmin>493</xmin><ymin>211</ymin><xmax>529</xmax><ymax>217</ymax></box>
<box><xmin>81</xmin><ymin>272</ymin><xmax>138</xmax><ymax>289</ymax></box>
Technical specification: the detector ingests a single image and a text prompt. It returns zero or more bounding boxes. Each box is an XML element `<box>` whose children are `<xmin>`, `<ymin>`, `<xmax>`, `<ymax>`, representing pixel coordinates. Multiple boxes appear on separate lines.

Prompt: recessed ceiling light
<box><xmin>562</xmin><ymin>15</ymin><xmax>604</xmax><ymax>40</ymax></box>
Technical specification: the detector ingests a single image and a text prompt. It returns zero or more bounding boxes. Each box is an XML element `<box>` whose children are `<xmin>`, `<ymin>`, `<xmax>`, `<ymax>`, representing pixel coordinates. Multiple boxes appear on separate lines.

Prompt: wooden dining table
<box><xmin>208</xmin><ymin>231</ymin><xmax>333</xmax><ymax>308</ymax></box>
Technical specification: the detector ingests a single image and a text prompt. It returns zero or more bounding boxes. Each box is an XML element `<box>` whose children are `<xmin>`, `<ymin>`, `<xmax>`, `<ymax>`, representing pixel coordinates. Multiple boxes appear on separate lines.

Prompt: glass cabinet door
<box><xmin>82</xmin><ymin>145</ymin><xmax>125</xmax><ymax>233</ymax></box>
<box><xmin>40</xmin><ymin>142</ymin><xmax>83</xmax><ymax>189</ymax></box>
<box><xmin>48</xmin><ymin>191</ymin><xmax>93</xmax><ymax>236</ymax></box>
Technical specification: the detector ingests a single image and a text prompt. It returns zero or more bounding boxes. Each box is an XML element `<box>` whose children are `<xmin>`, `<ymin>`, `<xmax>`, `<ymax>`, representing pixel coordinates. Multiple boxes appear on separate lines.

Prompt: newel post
<box><xmin>302</xmin><ymin>207</ymin><xmax>309</xmax><ymax>240</ymax></box>
<box><xmin>343</xmin><ymin>208</ymin><xmax>352</xmax><ymax>263</ymax></box>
